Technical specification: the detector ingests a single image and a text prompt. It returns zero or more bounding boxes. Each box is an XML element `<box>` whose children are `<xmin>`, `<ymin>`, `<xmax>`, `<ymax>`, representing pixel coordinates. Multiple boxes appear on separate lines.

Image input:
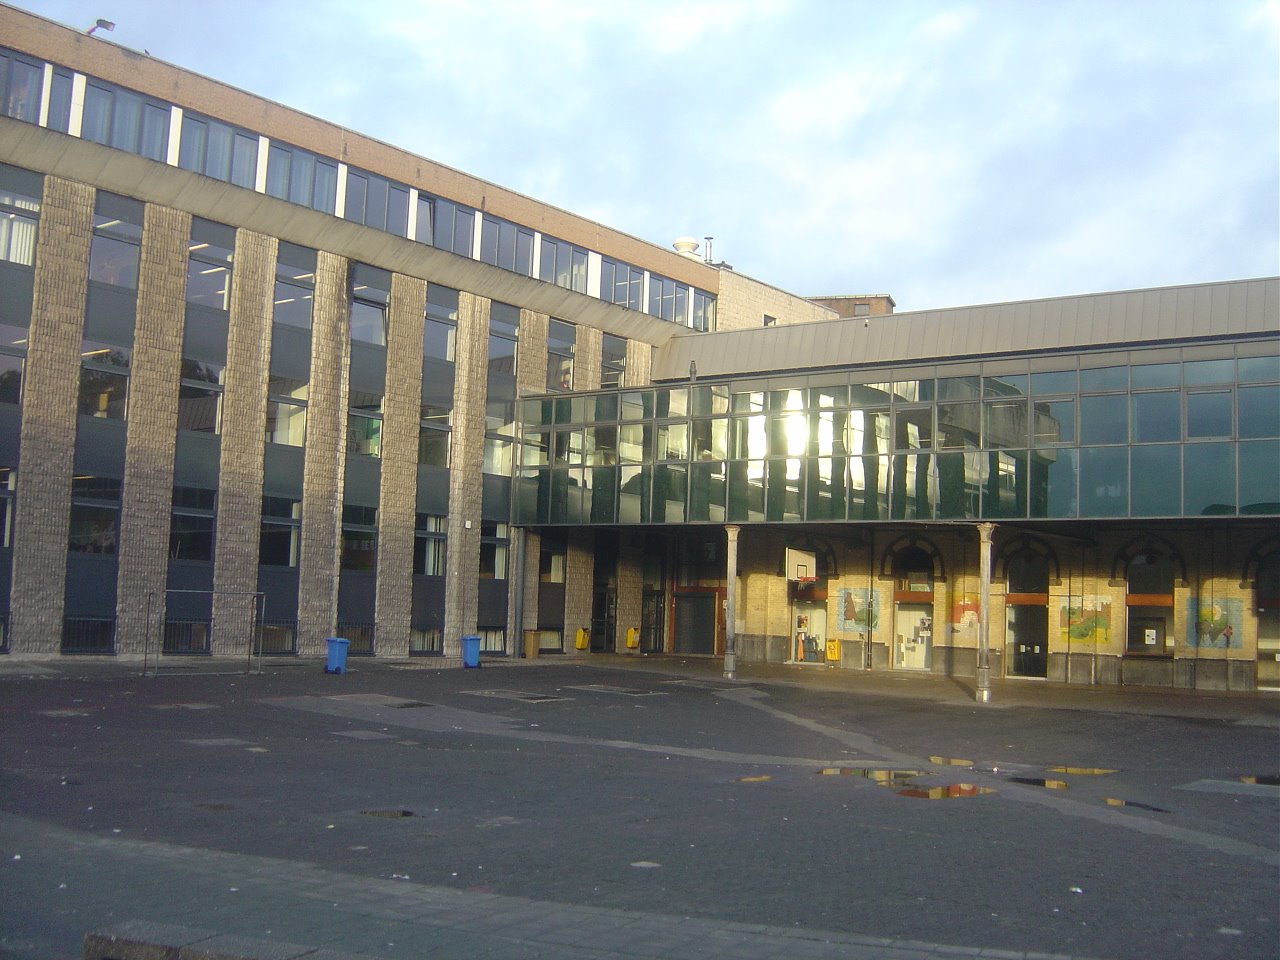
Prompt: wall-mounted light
<box><xmin>86</xmin><ymin>19</ymin><xmax>115</xmax><ymax>35</ymax></box>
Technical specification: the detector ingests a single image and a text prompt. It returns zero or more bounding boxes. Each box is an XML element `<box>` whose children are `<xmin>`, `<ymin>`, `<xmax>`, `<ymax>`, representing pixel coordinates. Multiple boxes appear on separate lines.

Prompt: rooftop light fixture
<box><xmin>86</xmin><ymin>19</ymin><xmax>115</xmax><ymax>36</ymax></box>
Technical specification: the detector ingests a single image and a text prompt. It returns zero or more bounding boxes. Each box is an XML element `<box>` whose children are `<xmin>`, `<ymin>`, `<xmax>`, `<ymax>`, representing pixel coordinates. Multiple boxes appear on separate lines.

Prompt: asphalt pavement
<box><xmin>0</xmin><ymin>653</ymin><xmax>1276</xmax><ymax>960</ymax></box>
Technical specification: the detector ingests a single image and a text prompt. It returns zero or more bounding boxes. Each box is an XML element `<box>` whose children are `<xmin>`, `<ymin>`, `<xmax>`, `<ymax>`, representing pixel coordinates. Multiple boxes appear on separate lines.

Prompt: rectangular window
<box><xmin>88</xmin><ymin>193</ymin><xmax>144</xmax><ymax>289</ymax></box>
<box><xmin>424</xmin><ymin>285</ymin><xmax>458</xmax><ymax>362</ymax></box>
<box><xmin>349</xmin><ymin>263</ymin><xmax>390</xmax><ymax>346</ymax></box>
<box><xmin>0</xmin><ymin>353</ymin><xmax>21</xmax><ymax>405</ymax></box>
<box><xmin>480</xmin><ymin>215</ymin><xmax>535</xmax><ymax>275</ymax></box>
<box><xmin>0</xmin><ymin>466</ymin><xmax>15</xmax><ymax>549</ymax></box>
<box><xmin>186</xmin><ymin>217</ymin><xmax>235</xmax><ymax>311</ymax></box>
<box><xmin>265</xmin><ymin>142</ymin><xmax>338</xmax><ymax>214</ymax></box>
<box><xmin>46</xmin><ymin>67</ymin><xmax>73</xmax><ymax>133</ymax></box>
<box><xmin>274</xmin><ymin>242</ymin><xmax>316</xmax><ymax>329</ymax></box>
<box><xmin>345</xmin><ymin>168</ymin><xmax>409</xmax><ymax>235</ymax></box>
<box><xmin>169</xmin><ymin>486</ymin><xmax>216</xmax><ymax>561</ymax></box>
<box><xmin>260</xmin><ymin>496</ymin><xmax>301</xmax><ymax>567</ymax></box>
<box><xmin>479</xmin><ymin>521</ymin><xmax>509</xmax><ymax>579</ymax></box>
<box><xmin>341</xmin><ymin>504</ymin><xmax>378</xmax><ymax>570</ymax></box>
<box><xmin>82</xmin><ymin>80</ymin><xmax>169</xmax><ymax>161</ymax></box>
<box><xmin>600</xmin><ymin>258</ymin><xmax>643</xmax><ymax>310</ymax></box>
<box><xmin>539</xmin><ymin>236</ymin><xmax>588</xmax><ymax>293</ymax></box>
<box><xmin>78</xmin><ymin>356</ymin><xmax>129</xmax><ymax>420</ymax></box>
<box><xmin>432</xmin><ymin>197</ymin><xmax>475</xmax><ymax>256</ymax></box>
<box><xmin>692</xmin><ymin>289</ymin><xmax>716</xmax><ymax>331</ymax></box>
<box><xmin>413</xmin><ymin>514</ymin><xmax>446</xmax><ymax>576</ymax></box>
<box><xmin>546</xmin><ymin>318</ymin><xmax>575</xmax><ymax>392</ymax></box>
<box><xmin>265</xmin><ymin>398</ymin><xmax>306</xmax><ymax>446</ymax></box>
<box><xmin>0</xmin><ymin>49</ymin><xmax>43</xmax><ymax>124</ymax></box>
<box><xmin>68</xmin><ymin>476</ymin><xmax>122</xmax><ymax>554</ymax></box>
<box><xmin>600</xmin><ymin>333</ymin><xmax>627</xmax><ymax>388</ymax></box>
<box><xmin>489</xmin><ymin>302</ymin><xmax>519</xmax><ymax>379</ymax></box>
<box><xmin>179</xmin><ymin>112</ymin><xmax>257</xmax><ymax>188</ymax></box>
<box><xmin>0</xmin><ymin>162</ymin><xmax>41</xmax><ymax>267</ymax></box>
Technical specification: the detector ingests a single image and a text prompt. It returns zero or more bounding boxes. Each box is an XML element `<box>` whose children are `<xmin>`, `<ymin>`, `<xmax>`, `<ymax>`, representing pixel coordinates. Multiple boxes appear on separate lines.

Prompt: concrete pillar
<box><xmin>575</xmin><ymin>326</ymin><xmax>602</xmax><ymax>391</ymax></box>
<box><xmin>725</xmin><ymin>524</ymin><xmax>740</xmax><ymax>678</ymax></box>
<box><xmin>374</xmin><ymin>274</ymin><xmax>427</xmax><ymax>656</ymax></box>
<box><xmin>977</xmin><ymin>521</ymin><xmax>995</xmax><ymax>703</ymax></box>
<box><xmin>10</xmin><ymin>176</ymin><xmax>93</xmax><ymax>653</ymax></box>
<box><xmin>616</xmin><ymin>530</ymin><xmax>644</xmax><ymax>655</ymax></box>
<box><xmin>114</xmin><ymin>203</ymin><xmax>190</xmax><ymax>655</ymax></box>
<box><xmin>442</xmin><ymin>292</ymin><xmax>489</xmax><ymax>654</ymax></box>
<box><xmin>211</xmin><ymin>229</ymin><xmax>276</xmax><ymax>654</ymax></box>
<box><xmin>296</xmin><ymin>251</ymin><xmax>350</xmax><ymax>653</ymax></box>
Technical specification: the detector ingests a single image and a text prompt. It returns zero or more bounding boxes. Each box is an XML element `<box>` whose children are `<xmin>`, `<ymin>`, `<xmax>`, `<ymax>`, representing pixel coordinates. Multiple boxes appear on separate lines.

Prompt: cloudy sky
<box><xmin>16</xmin><ymin>0</ymin><xmax>1280</xmax><ymax>312</ymax></box>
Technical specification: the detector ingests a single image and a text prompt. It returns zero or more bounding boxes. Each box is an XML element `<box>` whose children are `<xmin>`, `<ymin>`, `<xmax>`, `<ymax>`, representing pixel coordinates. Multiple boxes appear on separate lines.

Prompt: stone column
<box><xmin>574</xmin><ymin>326</ymin><xmax>602</xmax><ymax>391</ymax></box>
<box><xmin>977</xmin><ymin>521</ymin><xmax>995</xmax><ymax>703</ymax></box>
<box><xmin>10</xmin><ymin>176</ymin><xmax>93</xmax><ymax>654</ymax></box>
<box><xmin>211</xmin><ymin>230</ymin><xmax>276</xmax><ymax>654</ymax></box>
<box><xmin>374</xmin><ymin>274</ymin><xmax>426</xmax><ymax>656</ymax></box>
<box><xmin>442</xmin><ymin>292</ymin><xmax>489</xmax><ymax>655</ymax></box>
<box><xmin>564</xmin><ymin>529</ymin><xmax>594</xmax><ymax>655</ymax></box>
<box><xmin>615</xmin><ymin>530</ymin><xmax>644</xmax><ymax>655</ymax></box>
<box><xmin>623</xmin><ymin>338</ymin><xmax>652</xmax><ymax>387</ymax></box>
<box><xmin>114</xmin><ymin>204</ymin><xmax>191</xmax><ymax>655</ymax></box>
<box><xmin>724</xmin><ymin>525</ymin><xmax>740</xmax><ymax>678</ymax></box>
<box><xmin>296</xmin><ymin>251</ymin><xmax>350</xmax><ymax>653</ymax></box>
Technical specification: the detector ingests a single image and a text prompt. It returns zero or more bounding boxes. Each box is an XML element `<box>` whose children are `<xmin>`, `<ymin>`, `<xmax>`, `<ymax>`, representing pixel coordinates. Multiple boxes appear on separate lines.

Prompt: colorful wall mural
<box><xmin>838</xmin><ymin>588</ymin><xmax>879</xmax><ymax>635</ymax></box>
<box><xmin>1060</xmin><ymin>596</ymin><xmax>1112</xmax><ymax>645</ymax></box>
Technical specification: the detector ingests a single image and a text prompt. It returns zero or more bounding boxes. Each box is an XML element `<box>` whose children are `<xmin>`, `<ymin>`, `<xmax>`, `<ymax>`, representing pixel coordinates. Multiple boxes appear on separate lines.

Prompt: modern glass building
<box><xmin>0</xmin><ymin>4</ymin><xmax>1275</xmax><ymax>691</ymax></box>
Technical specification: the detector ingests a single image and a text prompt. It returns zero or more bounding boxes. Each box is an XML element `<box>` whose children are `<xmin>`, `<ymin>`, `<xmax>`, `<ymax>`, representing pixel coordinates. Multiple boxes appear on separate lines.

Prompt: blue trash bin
<box><xmin>325</xmin><ymin>637</ymin><xmax>350</xmax><ymax>674</ymax></box>
<box><xmin>461</xmin><ymin>635</ymin><xmax>481</xmax><ymax>668</ymax></box>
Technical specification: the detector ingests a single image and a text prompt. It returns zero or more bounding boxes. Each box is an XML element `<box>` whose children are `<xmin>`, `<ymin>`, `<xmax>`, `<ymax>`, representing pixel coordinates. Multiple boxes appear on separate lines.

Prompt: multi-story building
<box><xmin>0</xmin><ymin>4</ymin><xmax>1276</xmax><ymax>691</ymax></box>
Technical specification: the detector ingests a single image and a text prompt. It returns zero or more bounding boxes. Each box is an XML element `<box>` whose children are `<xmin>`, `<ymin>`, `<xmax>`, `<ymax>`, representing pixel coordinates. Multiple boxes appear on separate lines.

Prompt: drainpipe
<box><xmin>724</xmin><ymin>525</ymin><xmax>740</xmax><ymax>680</ymax></box>
<box><xmin>977</xmin><ymin>522</ymin><xmax>995</xmax><ymax>703</ymax></box>
<box><xmin>511</xmin><ymin>528</ymin><xmax>525</xmax><ymax>658</ymax></box>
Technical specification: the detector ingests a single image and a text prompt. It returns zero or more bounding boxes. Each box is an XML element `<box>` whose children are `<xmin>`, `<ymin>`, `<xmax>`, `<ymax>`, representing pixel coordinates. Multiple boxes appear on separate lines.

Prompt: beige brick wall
<box><xmin>615</xmin><ymin>530</ymin><xmax>644</xmax><ymax>654</ymax></box>
<box><xmin>442</xmin><ymin>292</ymin><xmax>489</xmax><ymax>653</ymax></box>
<box><xmin>374</xmin><ymin>274</ymin><xmax>427</xmax><ymax>656</ymax></box>
<box><xmin>574</xmin><ymin>326</ymin><xmax>602</xmax><ymax>391</ymax></box>
<box><xmin>114</xmin><ymin>204</ymin><xmax>191</xmax><ymax>654</ymax></box>
<box><xmin>564</xmin><ymin>529</ymin><xmax>594</xmax><ymax>656</ymax></box>
<box><xmin>296</xmin><ymin>251</ymin><xmax>350</xmax><ymax>653</ymax></box>
<box><xmin>623</xmin><ymin>339</ymin><xmax>652</xmax><ymax>387</ymax></box>
<box><xmin>211</xmin><ymin>230</ymin><xmax>276</xmax><ymax>653</ymax></box>
<box><xmin>715</xmin><ymin>270</ymin><xmax>838</xmax><ymax>332</ymax></box>
<box><xmin>10</xmin><ymin>176</ymin><xmax>94</xmax><ymax>654</ymax></box>
<box><xmin>516</xmin><ymin>310</ymin><xmax>548</xmax><ymax>394</ymax></box>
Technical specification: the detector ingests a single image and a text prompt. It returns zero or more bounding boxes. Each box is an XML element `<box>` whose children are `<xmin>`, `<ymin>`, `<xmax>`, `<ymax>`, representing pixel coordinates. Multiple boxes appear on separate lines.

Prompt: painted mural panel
<box><xmin>951</xmin><ymin>593</ymin><xmax>978</xmax><ymax>642</ymax></box>
<box><xmin>837</xmin><ymin>587</ymin><xmax>879</xmax><ymax>636</ymax></box>
<box><xmin>1188</xmin><ymin>597</ymin><xmax>1243</xmax><ymax>649</ymax></box>
<box><xmin>1060</xmin><ymin>596</ymin><xmax>1112</xmax><ymax>645</ymax></box>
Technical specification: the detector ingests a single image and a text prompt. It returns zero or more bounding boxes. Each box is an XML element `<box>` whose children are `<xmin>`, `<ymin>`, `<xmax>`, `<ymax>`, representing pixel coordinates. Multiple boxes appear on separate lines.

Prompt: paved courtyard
<box><xmin>0</xmin><ymin>655</ymin><xmax>1276</xmax><ymax>959</ymax></box>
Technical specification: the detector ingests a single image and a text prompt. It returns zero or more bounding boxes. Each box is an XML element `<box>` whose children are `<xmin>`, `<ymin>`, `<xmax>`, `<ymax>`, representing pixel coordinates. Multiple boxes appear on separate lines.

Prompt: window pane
<box><xmin>1240</xmin><ymin>385</ymin><xmax>1280</xmax><ymax>438</ymax></box>
<box><xmin>981</xmin><ymin>450</ymin><xmax>1028</xmax><ymax>519</ymax></box>
<box><xmin>82</xmin><ymin>84</ymin><xmax>112</xmax><ymax>144</ymax></box>
<box><xmin>1032</xmin><ymin>398</ymin><xmax>1074</xmax><ymax>444</ymax></box>
<box><xmin>1240</xmin><ymin>440</ymin><xmax>1280</xmax><ymax>514</ymax></box>
<box><xmin>78</xmin><ymin>367</ymin><xmax>128</xmax><ymax>419</ymax></box>
<box><xmin>1080</xmin><ymin>366</ymin><xmax>1127</xmax><ymax>392</ymax></box>
<box><xmin>1184</xmin><ymin>359</ymin><xmax>1234</xmax><ymax>385</ymax></box>
<box><xmin>1183</xmin><ymin>442</ymin><xmax>1235</xmax><ymax>515</ymax></box>
<box><xmin>259</xmin><ymin>522</ymin><xmax>299</xmax><ymax>566</ymax></box>
<box><xmin>231</xmin><ymin>133</ymin><xmax>257</xmax><ymax>188</ymax></box>
<box><xmin>1030</xmin><ymin>447</ymin><xmax>1076</xmax><ymax>518</ymax></box>
<box><xmin>265</xmin><ymin>400</ymin><xmax>306</xmax><ymax>445</ymax></box>
<box><xmin>1030</xmin><ymin>369</ymin><xmax>1077</xmax><ymax>395</ymax></box>
<box><xmin>177</xmin><ymin>383</ymin><xmax>220</xmax><ymax>433</ymax></box>
<box><xmin>265</xmin><ymin>144</ymin><xmax>290</xmax><ymax>199</ymax></box>
<box><xmin>1187</xmin><ymin>391</ymin><xmax>1232</xmax><ymax>438</ymax></box>
<box><xmin>68</xmin><ymin>503</ymin><xmax>118</xmax><ymax>553</ymax></box>
<box><xmin>1239</xmin><ymin>355</ymin><xmax>1280</xmax><ymax>383</ymax></box>
<box><xmin>313</xmin><ymin>160</ymin><xmax>338</xmax><ymax>214</ymax></box>
<box><xmin>0</xmin><ymin>353</ymin><xmax>21</xmax><ymax>404</ymax></box>
<box><xmin>169</xmin><ymin>513</ymin><xmax>214</xmax><ymax>561</ymax></box>
<box><xmin>1131</xmin><ymin>363</ymin><xmax>1180</xmax><ymax>389</ymax></box>
<box><xmin>1131</xmin><ymin>391</ymin><xmax>1180</xmax><ymax>442</ymax></box>
<box><xmin>1130</xmin><ymin>445</ymin><xmax>1181</xmax><ymax>516</ymax></box>
<box><xmin>1079</xmin><ymin>394</ymin><xmax>1127</xmax><ymax>444</ymax></box>
<box><xmin>6</xmin><ymin>57</ymin><xmax>41</xmax><ymax>122</ymax></box>
<box><xmin>110</xmin><ymin>90</ymin><xmax>142</xmax><ymax>151</ymax></box>
<box><xmin>1078</xmin><ymin>446</ymin><xmax>1128</xmax><ymax>517</ymax></box>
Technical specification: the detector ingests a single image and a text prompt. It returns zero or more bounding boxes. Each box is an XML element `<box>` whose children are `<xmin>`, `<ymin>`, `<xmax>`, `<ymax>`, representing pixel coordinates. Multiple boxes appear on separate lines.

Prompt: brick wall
<box><xmin>714</xmin><ymin>270</ymin><xmax>838</xmax><ymax>332</ymax></box>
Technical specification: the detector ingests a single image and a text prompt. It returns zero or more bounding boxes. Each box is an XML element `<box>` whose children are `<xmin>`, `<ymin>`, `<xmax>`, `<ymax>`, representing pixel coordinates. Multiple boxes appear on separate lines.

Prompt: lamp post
<box><xmin>724</xmin><ymin>525</ymin><xmax>740</xmax><ymax>679</ymax></box>
<box><xmin>976</xmin><ymin>522</ymin><xmax>995</xmax><ymax>703</ymax></box>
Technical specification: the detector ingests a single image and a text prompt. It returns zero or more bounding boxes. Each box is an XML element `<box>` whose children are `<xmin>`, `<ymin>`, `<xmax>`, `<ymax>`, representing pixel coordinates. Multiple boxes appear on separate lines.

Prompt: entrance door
<box><xmin>673</xmin><ymin>593</ymin><xmax>716</xmax><ymax>654</ymax></box>
<box><xmin>591</xmin><ymin>587</ymin><xmax>616</xmax><ymax>652</ymax></box>
<box><xmin>792</xmin><ymin>601</ymin><xmax>829</xmax><ymax>663</ymax></box>
<box><xmin>1007</xmin><ymin>605</ymin><xmax>1049</xmax><ymax>677</ymax></box>
<box><xmin>641</xmin><ymin>589</ymin><xmax>665</xmax><ymax>653</ymax></box>
<box><xmin>894</xmin><ymin>603</ymin><xmax>932</xmax><ymax>670</ymax></box>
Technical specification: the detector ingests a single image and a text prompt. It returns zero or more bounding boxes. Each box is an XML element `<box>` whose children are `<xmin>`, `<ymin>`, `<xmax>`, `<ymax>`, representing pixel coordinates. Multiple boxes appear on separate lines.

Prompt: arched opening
<box><xmin>890</xmin><ymin>543</ymin><xmax>937</xmax><ymax>671</ymax></box>
<box><xmin>1006</xmin><ymin>550</ymin><xmax>1050</xmax><ymax>677</ymax></box>
<box><xmin>1257</xmin><ymin>552</ymin><xmax>1280</xmax><ymax>689</ymax></box>
<box><xmin>1125</xmin><ymin>550</ymin><xmax>1176</xmax><ymax>657</ymax></box>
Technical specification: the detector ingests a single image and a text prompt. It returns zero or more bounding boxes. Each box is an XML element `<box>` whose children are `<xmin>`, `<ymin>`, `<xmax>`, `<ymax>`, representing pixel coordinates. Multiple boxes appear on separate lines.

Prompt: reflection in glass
<box><xmin>727</xmin><ymin>460</ymin><xmax>765</xmax><ymax>522</ymax></box>
<box><xmin>1080</xmin><ymin>366</ymin><xmax>1127</xmax><ymax>392</ymax></box>
<box><xmin>848</xmin><ymin>453</ymin><xmax>889</xmax><ymax>520</ymax></box>
<box><xmin>892</xmin><ymin>452</ymin><xmax>935</xmax><ymax>520</ymax></box>
<box><xmin>1130</xmin><ymin>445</ymin><xmax>1181</xmax><ymax>517</ymax></box>
<box><xmin>936</xmin><ymin>450</ymin><xmax>979</xmax><ymax>519</ymax></box>
<box><xmin>1240</xmin><ymin>440</ymin><xmax>1280</xmax><ymax>514</ymax></box>
<box><xmin>1030</xmin><ymin>370</ymin><xmax>1077</xmax><ymax>395</ymax></box>
<box><xmin>1030</xmin><ymin>448</ymin><xmax>1076</xmax><ymax>518</ymax></box>
<box><xmin>982</xmin><ymin>450</ymin><xmax>1028</xmax><ymax>519</ymax></box>
<box><xmin>1183</xmin><ymin>441</ymin><xmax>1234</xmax><ymax>515</ymax></box>
<box><xmin>1239</xmin><ymin>385</ymin><xmax>1280</xmax><ymax>438</ymax></box>
<box><xmin>1032</xmin><ymin>399</ymin><xmax>1074</xmax><ymax>444</ymax></box>
<box><xmin>1080</xmin><ymin>394</ymin><xmax>1127</xmax><ymax>444</ymax></box>
<box><xmin>1131</xmin><ymin>391</ymin><xmax>1180</xmax><ymax>443</ymax></box>
<box><xmin>1079</xmin><ymin>446</ymin><xmax>1127</xmax><ymax>517</ymax></box>
<box><xmin>1187</xmin><ymin>391</ymin><xmax>1232</xmax><ymax>438</ymax></box>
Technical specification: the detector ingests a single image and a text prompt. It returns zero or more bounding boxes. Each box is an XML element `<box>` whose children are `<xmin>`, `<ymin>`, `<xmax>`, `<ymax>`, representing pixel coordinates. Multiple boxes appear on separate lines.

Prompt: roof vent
<box><xmin>672</xmin><ymin>237</ymin><xmax>701</xmax><ymax>260</ymax></box>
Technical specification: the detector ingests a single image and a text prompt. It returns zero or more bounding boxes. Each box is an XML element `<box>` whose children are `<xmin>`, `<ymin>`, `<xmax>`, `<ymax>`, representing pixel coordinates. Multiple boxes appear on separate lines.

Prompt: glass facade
<box><xmin>516</xmin><ymin>351</ymin><xmax>1280</xmax><ymax>525</ymax></box>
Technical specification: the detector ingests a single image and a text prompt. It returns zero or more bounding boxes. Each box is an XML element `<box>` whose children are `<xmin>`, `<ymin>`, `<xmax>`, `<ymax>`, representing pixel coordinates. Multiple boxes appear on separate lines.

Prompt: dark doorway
<box><xmin>641</xmin><ymin>589</ymin><xmax>665</xmax><ymax>653</ymax></box>
<box><xmin>1006</xmin><ymin>551</ymin><xmax>1050</xmax><ymax>678</ymax></box>
<box><xmin>674</xmin><ymin>593</ymin><xmax>716</xmax><ymax>654</ymax></box>
<box><xmin>591</xmin><ymin>586</ymin><xmax>616</xmax><ymax>652</ymax></box>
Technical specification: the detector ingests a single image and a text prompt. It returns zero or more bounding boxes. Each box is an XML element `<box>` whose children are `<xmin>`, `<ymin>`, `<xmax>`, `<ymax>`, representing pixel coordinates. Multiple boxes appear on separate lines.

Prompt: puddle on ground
<box><xmin>1105</xmin><ymin>798</ymin><xmax>1170</xmax><ymax>813</ymax></box>
<box><xmin>928</xmin><ymin>756</ymin><xmax>973</xmax><ymax>767</ymax></box>
<box><xmin>818</xmin><ymin>768</ymin><xmax>926</xmax><ymax>786</ymax></box>
<box><xmin>1240</xmin><ymin>774</ymin><xmax>1280</xmax><ymax>786</ymax></box>
<box><xmin>1048</xmin><ymin>766</ymin><xmax>1117</xmax><ymax>775</ymax></box>
<box><xmin>1009</xmin><ymin>777</ymin><xmax>1069</xmax><ymax>790</ymax></box>
<box><xmin>361</xmin><ymin>809</ymin><xmax>415</xmax><ymax>818</ymax></box>
<box><xmin>898</xmin><ymin>784</ymin><xmax>997</xmax><ymax>800</ymax></box>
